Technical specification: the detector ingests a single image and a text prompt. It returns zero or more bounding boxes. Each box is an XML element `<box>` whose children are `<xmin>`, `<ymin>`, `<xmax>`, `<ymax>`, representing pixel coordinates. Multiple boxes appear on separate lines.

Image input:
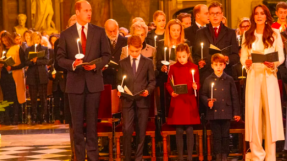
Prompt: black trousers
<box><xmin>68</xmin><ymin>91</ymin><xmax>101</xmax><ymax>161</ymax></box>
<box><xmin>29</xmin><ymin>84</ymin><xmax>47</xmax><ymax>117</ymax></box>
<box><xmin>176</xmin><ymin>125</ymin><xmax>194</xmax><ymax>161</ymax></box>
<box><xmin>122</xmin><ymin>104</ymin><xmax>149</xmax><ymax>161</ymax></box>
<box><xmin>53</xmin><ymin>87</ymin><xmax>64</xmax><ymax>120</ymax></box>
<box><xmin>210</xmin><ymin>119</ymin><xmax>230</xmax><ymax>155</ymax></box>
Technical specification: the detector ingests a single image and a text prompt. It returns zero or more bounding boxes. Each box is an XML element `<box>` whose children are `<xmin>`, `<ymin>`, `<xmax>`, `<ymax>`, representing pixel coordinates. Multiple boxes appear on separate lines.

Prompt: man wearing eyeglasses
<box><xmin>271</xmin><ymin>2</ymin><xmax>287</xmax><ymax>31</ymax></box>
<box><xmin>194</xmin><ymin>1</ymin><xmax>239</xmax><ymax>86</ymax></box>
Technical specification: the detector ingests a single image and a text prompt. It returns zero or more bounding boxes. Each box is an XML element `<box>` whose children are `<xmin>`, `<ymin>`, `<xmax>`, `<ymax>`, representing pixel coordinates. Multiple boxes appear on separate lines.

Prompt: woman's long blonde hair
<box><xmin>164</xmin><ymin>19</ymin><xmax>185</xmax><ymax>47</ymax></box>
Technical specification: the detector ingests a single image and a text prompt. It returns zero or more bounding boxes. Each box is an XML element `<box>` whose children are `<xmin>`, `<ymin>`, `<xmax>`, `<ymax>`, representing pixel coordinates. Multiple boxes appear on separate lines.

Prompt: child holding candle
<box><xmin>201</xmin><ymin>53</ymin><xmax>241</xmax><ymax>161</ymax></box>
<box><xmin>165</xmin><ymin>43</ymin><xmax>200</xmax><ymax>161</ymax></box>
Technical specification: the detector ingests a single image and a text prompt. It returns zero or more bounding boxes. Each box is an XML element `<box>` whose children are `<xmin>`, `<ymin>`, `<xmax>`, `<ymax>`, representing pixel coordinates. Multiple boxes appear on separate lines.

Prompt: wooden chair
<box><xmin>115</xmin><ymin>92</ymin><xmax>156</xmax><ymax>161</ymax></box>
<box><xmin>206</xmin><ymin>120</ymin><xmax>246</xmax><ymax>161</ymax></box>
<box><xmin>161</xmin><ymin>86</ymin><xmax>204</xmax><ymax>161</ymax></box>
<box><xmin>83</xmin><ymin>85</ymin><xmax>113</xmax><ymax>161</ymax></box>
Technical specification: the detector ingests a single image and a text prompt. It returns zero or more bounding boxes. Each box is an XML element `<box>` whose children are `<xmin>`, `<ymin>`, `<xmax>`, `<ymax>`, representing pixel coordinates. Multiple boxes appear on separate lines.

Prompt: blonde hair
<box><xmin>164</xmin><ymin>19</ymin><xmax>185</xmax><ymax>47</ymax></box>
<box><xmin>130</xmin><ymin>22</ymin><xmax>148</xmax><ymax>37</ymax></box>
<box><xmin>175</xmin><ymin>43</ymin><xmax>193</xmax><ymax>62</ymax></box>
<box><xmin>132</xmin><ymin>17</ymin><xmax>145</xmax><ymax>24</ymax></box>
<box><xmin>31</xmin><ymin>32</ymin><xmax>42</xmax><ymax>45</ymax></box>
<box><xmin>237</xmin><ymin>17</ymin><xmax>251</xmax><ymax>35</ymax></box>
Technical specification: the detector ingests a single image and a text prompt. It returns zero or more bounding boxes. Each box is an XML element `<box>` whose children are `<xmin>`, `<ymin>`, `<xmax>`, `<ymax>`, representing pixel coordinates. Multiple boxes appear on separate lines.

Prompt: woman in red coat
<box><xmin>166</xmin><ymin>43</ymin><xmax>200</xmax><ymax>161</ymax></box>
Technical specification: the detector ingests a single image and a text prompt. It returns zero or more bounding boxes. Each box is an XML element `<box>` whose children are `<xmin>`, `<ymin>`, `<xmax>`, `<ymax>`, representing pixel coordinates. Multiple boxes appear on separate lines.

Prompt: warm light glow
<box><xmin>77</xmin><ymin>39</ymin><xmax>80</xmax><ymax>43</ymax></box>
<box><xmin>123</xmin><ymin>75</ymin><xmax>126</xmax><ymax>79</ymax></box>
<box><xmin>211</xmin><ymin>82</ymin><xmax>214</xmax><ymax>87</ymax></box>
<box><xmin>164</xmin><ymin>47</ymin><xmax>167</xmax><ymax>51</ymax></box>
<box><xmin>242</xmin><ymin>66</ymin><xmax>245</xmax><ymax>69</ymax></box>
<box><xmin>191</xmin><ymin>69</ymin><xmax>194</xmax><ymax>74</ymax></box>
<box><xmin>154</xmin><ymin>35</ymin><xmax>157</xmax><ymax>39</ymax></box>
<box><xmin>201</xmin><ymin>43</ymin><xmax>203</xmax><ymax>47</ymax></box>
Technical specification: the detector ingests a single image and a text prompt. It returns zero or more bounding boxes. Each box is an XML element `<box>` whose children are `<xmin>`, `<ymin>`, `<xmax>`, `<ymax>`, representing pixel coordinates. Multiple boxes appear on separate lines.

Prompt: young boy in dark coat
<box><xmin>201</xmin><ymin>53</ymin><xmax>241</xmax><ymax>161</ymax></box>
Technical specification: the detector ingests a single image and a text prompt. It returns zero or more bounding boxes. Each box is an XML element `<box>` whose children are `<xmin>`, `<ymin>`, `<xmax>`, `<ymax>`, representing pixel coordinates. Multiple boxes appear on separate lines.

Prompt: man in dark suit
<box><xmin>57</xmin><ymin>1</ymin><xmax>111</xmax><ymax>161</ymax></box>
<box><xmin>104</xmin><ymin>19</ymin><xmax>127</xmax><ymax>89</ymax></box>
<box><xmin>117</xmin><ymin>35</ymin><xmax>156</xmax><ymax>161</ymax></box>
<box><xmin>185</xmin><ymin>4</ymin><xmax>209</xmax><ymax>49</ymax></box>
<box><xmin>194</xmin><ymin>1</ymin><xmax>239</xmax><ymax>85</ymax></box>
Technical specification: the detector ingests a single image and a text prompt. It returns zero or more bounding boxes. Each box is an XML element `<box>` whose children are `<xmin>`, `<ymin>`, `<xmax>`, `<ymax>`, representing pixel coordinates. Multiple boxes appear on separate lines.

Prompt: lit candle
<box><xmin>191</xmin><ymin>69</ymin><xmax>197</xmax><ymax>97</ymax></box>
<box><xmin>121</xmin><ymin>75</ymin><xmax>126</xmax><ymax>87</ymax></box>
<box><xmin>154</xmin><ymin>36</ymin><xmax>157</xmax><ymax>48</ymax></box>
<box><xmin>200</xmin><ymin>43</ymin><xmax>204</xmax><ymax>59</ymax></box>
<box><xmin>237</xmin><ymin>35</ymin><xmax>241</xmax><ymax>46</ymax></box>
<box><xmin>77</xmin><ymin>39</ymin><xmax>81</xmax><ymax>54</ymax></box>
<box><xmin>34</xmin><ymin>44</ymin><xmax>37</xmax><ymax>52</ymax></box>
<box><xmin>280</xmin><ymin>26</ymin><xmax>283</xmax><ymax>32</ymax></box>
<box><xmin>211</xmin><ymin>82</ymin><xmax>214</xmax><ymax>99</ymax></box>
<box><xmin>242</xmin><ymin>66</ymin><xmax>245</xmax><ymax>78</ymax></box>
<box><xmin>164</xmin><ymin>47</ymin><xmax>167</xmax><ymax>61</ymax></box>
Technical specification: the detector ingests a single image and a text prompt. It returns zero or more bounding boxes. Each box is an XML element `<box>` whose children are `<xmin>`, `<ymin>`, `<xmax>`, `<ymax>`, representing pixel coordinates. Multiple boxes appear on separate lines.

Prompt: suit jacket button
<box><xmin>222</xmin><ymin>88</ymin><xmax>224</xmax><ymax>91</ymax></box>
<box><xmin>222</xmin><ymin>109</ymin><xmax>224</xmax><ymax>112</ymax></box>
<box><xmin>215</xmin><ymin>110</ymin><xmax>217</xmax><ymax>112</ymax></box>
<box><xmin>215</xmin><ymin>88</ymin><xmax>217</xmax><ymax>91</ymax></box>
<box><xmin>222</xmin><ymin>99</ymin><xmax>224</xmax><ymax>101</ymax></box>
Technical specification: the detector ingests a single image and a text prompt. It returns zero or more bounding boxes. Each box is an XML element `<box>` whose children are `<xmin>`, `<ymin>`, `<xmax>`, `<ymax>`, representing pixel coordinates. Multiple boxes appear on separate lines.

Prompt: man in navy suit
<box><xmin>118</xmin><ymin>35</ymin><xmax>156</xmax><ymax>161</ymax></box>
<box><xmin>57</xmin><ymin>0</ymin><xmax>111</xmax><ymax>160</ymax></box>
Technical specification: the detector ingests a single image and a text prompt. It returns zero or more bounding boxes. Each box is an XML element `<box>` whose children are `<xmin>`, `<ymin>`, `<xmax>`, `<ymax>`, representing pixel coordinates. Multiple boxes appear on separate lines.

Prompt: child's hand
<box><xmin>117</xmin><ymin>91</ymin><xmax>121</xmax><ymax>97</ymax></box>
<box><xmin>198</xmin><ymin>60</ymin><xmax>206</xmax><ymax>68</ymax></box>
<box><xmin>140</xmin><ymin>90</ymin><xmax>149</xmax><ymax>97</ymax></box>
<box><xmin>208</xmin><ymin>101</ymin><xmax>214</xmax><ymax>109</ymax></box>
<box><xmin>171</xmin><ymin>92</ymin><xmax>179</xmax><ymax>97</ymax></box>
<box><xmin>245</xmin><ymin>59</ymin><xmax>252</xmax><ymax>68</ymax></box>
<box><xmin>192</xmin><ymin>82</ymin><xmax>197</xmax><ymax>90</ymax></box>
<box><xmin>234</xmin><ymin>116</ymin><xmax>241</xmax><ymax>122</ymax></box>
<box><xmin>161</xmin><ymin>65</ymin><xmax>167</xmax><ymax>72</ymax></box>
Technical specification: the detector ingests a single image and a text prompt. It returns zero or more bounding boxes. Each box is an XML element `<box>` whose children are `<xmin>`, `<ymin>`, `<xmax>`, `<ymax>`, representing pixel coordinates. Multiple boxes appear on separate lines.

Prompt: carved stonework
<box><xmin>14</xmin><ymin>14</ymin><xmax>28</xmax><ymax>36</ymax></box>
<box><xmin>31</xmin><ymin>0</ymin><xmax>58</xmax><ymax>34</ymax></box>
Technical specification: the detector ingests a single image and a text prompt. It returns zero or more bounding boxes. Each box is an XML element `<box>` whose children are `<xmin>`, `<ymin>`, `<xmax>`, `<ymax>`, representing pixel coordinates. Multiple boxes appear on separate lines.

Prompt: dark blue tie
<box><xmin>132</xmin><ymin>58</ymin><xmax>137</xmax><ymax>75</ymax></box>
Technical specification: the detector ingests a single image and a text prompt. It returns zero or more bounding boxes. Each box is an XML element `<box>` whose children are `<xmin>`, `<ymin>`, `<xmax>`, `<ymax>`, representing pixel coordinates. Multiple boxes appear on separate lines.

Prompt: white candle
<box><xmin>200</xmin><ymin>43</ymin><xmax>204</xmax><ymax>59</ymax></box>
<box><xmin>242</xmin><ymin>66</ymin><xmax>245</xmax><ymax>77</ymax></box>
<box><xmin>2</xmin><ymin>51</ymin><xmax>6</xmax><ymax>57</ymax></box>
<box><xmin>154</xmin><ymin>36</ymin><xmax>157</xmax><ymax>48</ymax></box>
<box><xmin>211</xmin><ymin>82</ymin><xmax>214</xmax><ymax>99</ymax></box>
<box><xmin>191</xmin><ymin>70</ymin><xmax>197</xmax><ymax>97</ymax></box>
<box><xmin>164</xmin><ymin>47</ymin><xmax>167</xmax><ymax>61</ymax></box>
<box><xmin>34</xmin><ymin>44</ymin><xmax>37</xmax><ymax>52</ymax></box>
<box><xmin>77</xmin><ymin>39</ymin><xmax>81</xmax><ymax>54</ymax></box>
<box><xmin>237</xmin><ymin>35</ymin><xmax>241</xmax><ymax>46</ymax></box>
<box><xmin>280</xmin><ymin>26</ymin><xmax>283</xmax><ymax>32</ymax></box>
<box><xmin>121</xmin><ymin>75</ymin><xmax>126</xmax><ymax>87</ymax></box>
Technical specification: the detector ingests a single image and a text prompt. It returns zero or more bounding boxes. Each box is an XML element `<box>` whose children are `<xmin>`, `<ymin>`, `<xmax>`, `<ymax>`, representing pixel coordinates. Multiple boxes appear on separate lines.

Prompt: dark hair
<box><xmin>177</xmin><ymin>13</ymin><xmax>191</xmax><ymax>22</ymax></box>
<box><xmin>276</xmin><ymin>2</ymin><xmax>287</xmax><ymax>11</ymax></box>
<box><xmin>13</xmin><ymin>32</ymin><xmax>21</xmax><ymax>39</ymax></box>
<box><xmin>211</xmin><ymin>53</ymin><xmax>226</xmax><ymax>64</ymax></box>
<box><xmin>1</xmin><ymin>31</ymin><xmax>16</xmax><ymax>48</ymax></box>
<box><xmin>128</xmin><ymin>35</ymin><xmax>142</xmax><ymax>48</ymax></box>
<box><xmin>208</xmin><ymin>1</ymin><xmax>223</xmax><ymax>12</ymax></box>
<box><xmin>49</xmin><ymin>34</ymin><xmax>60</xmax><ymax>45</ymax></box>
<box><xmin>175</xmin><ymin>43</ymin><xmax>193</xmax><ymax>62</ymax></box>
<box><xmin>244</xmin><ymin>4</ymin><xmax>275</xmax><ymax>49</ymax></box>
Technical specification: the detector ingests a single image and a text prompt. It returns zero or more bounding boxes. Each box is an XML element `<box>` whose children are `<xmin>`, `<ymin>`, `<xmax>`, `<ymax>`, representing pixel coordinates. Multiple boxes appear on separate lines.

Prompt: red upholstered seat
<box><xmin>161</xmin><ymin>123</ymin><xmax>203</xmax><ymax>132</ymax></box>
<box><xmin>97</xmin><ymin>123</ymin><xmax>113</xmax><ymax>132</ymax></box>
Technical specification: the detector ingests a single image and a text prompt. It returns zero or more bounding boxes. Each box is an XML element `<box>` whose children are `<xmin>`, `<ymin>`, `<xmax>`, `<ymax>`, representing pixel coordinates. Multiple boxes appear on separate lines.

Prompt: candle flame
<box><xmin>154</xmin><ymin>35</ymin><xmax>157</xmax><ymax>39</ymax></box>
<box><xmin>201</xmin><ymin>42</ymin><xmax>203</xmax><ymax>46</ymax></box>
<box><xmin>77</xmin><ymin>39</ymin><xmax>80</xmax><ymax>43</ymax></box>
<box><xmin>172</xmin><ymin>45</ymin><xmax>176</xmax><ymax>49</ymax></box>
<box><xmin>191</xmin><ymin>69</ymin><xmax>194</xmax><ymax>74</ymax></box>
<box><xmin>164</xmin><ymin>47</ymin><xmax>167</xmax><ymax>50</ymax></box>
<box><xmin>211</xmin><ymin>82</ymin><xmax>214</xmax><ymax>87</ymax></box>
<box><xmin>123</xmin><ymin>75</ymin><xmax>126</xmax><ymax>79</ymax></box>
<box><xmin>242</xmin><ymin>66</ymin><xmax>245</xmax><ymax>69</ymax></box>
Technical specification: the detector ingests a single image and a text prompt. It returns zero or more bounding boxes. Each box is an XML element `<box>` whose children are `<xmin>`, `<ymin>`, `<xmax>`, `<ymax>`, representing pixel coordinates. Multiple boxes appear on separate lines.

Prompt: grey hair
<box><xmin>130</xmin><ymin>22</ymin><xmax>148</xmax><ymax>37</ymax></box>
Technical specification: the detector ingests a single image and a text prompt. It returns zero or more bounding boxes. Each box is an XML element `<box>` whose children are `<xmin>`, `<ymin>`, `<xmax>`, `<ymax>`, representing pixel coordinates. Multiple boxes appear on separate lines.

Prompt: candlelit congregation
<box><xmin>0</xmin><ymin>0</ymin><xmax>287</xmax><ymax>161</ymax></box>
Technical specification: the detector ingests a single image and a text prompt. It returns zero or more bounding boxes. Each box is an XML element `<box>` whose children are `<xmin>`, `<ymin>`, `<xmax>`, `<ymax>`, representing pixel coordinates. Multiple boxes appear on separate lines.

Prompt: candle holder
<box><xmin>76</xmin><ymin>39</ymin><xmax>85</xmax><ymax>60</ymax></box>
<box><xmin>207</xmin><ymin>98</ymin><xmax>217</xmax><ymax>101</ymax></box>
<box><xmin>161</xmin><ymin>60</ymin><xmax>170</xmax><ymax>66</ymax></box>
<box><xmin>238</xmin><ymin>76</ymin><xmax>246</xmax><ymax>79</ymax></box>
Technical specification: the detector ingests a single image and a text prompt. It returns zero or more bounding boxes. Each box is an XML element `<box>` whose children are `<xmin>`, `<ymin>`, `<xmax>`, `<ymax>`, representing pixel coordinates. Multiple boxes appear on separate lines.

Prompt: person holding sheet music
<box><xmin>156</xmin><ymin>19</ymin><xmax>189</xmax><ymax>122</ymax></box>
<box><xmin>117</xmin><ymin>35</ymin><xmax>156</xmax><ymax>161</ymax></box>
<box><xmin>194</xmin><ymin>1</ymin><xmax>239</xmax><ymax>85</ymax></box>
<box><xmin>104</xmin><ymin>19</ymin><xmax>127</xmax><ymax>89</ymax></box>
<box><xmin>25</xmin><ymin>32</ymin><xmax>49</xmax><ymax>125</ymax></box>
<box><xmin>0</xmin><ymin>31</ymin><xmax>26</xmax><ymax>125</ymax></box>
<box><xmin>165</xmin><ymin>43</ymin><xmax>200</xmax><ymax>161</ymax></box>
<box><xmin>241</xmin><ymin>4</ymin><xmax>285</xmax><ymax>161</ymax></box>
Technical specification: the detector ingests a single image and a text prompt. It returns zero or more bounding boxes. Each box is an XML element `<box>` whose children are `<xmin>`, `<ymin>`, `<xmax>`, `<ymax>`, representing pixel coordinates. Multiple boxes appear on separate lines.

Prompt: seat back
<box><xmin>98</xmin><ymin>84</ymin><xmax>112</xmax><ymax>119</ymax></box>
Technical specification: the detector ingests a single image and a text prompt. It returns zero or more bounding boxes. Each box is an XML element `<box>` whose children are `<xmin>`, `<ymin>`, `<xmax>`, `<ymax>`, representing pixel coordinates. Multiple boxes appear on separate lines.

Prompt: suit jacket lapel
<box><xmin>134</xmin><ymin>55</ymin><xmax>146</xmax><ymax>79</ymax></box>
<box><xmin>85</xmin><ymin>23</ymin><xmax>95</xmax><ymax>58</ymax></box>
<box><xmin>69</xmin><ymin>24</ymin><xmax>83</xmax><ymax>54</ymax></box>
<box><xmin>216</xmin><ymin>23</ymin><xmax>227</xmax><ymax>44</ymax></box>
<box><xmin>204</xmin><ymin>25</ymin><xmax>213</xmax><ymax>44</ymax></box>
<box><xmin>125</xmin><ymin>56</ymin><xmax>134</xmax><ymax>81</ymax></box>
<box><xmin>114</xmin><ymin>36</ymin><xmax>124</xmax><ymax>54</ymax></box>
